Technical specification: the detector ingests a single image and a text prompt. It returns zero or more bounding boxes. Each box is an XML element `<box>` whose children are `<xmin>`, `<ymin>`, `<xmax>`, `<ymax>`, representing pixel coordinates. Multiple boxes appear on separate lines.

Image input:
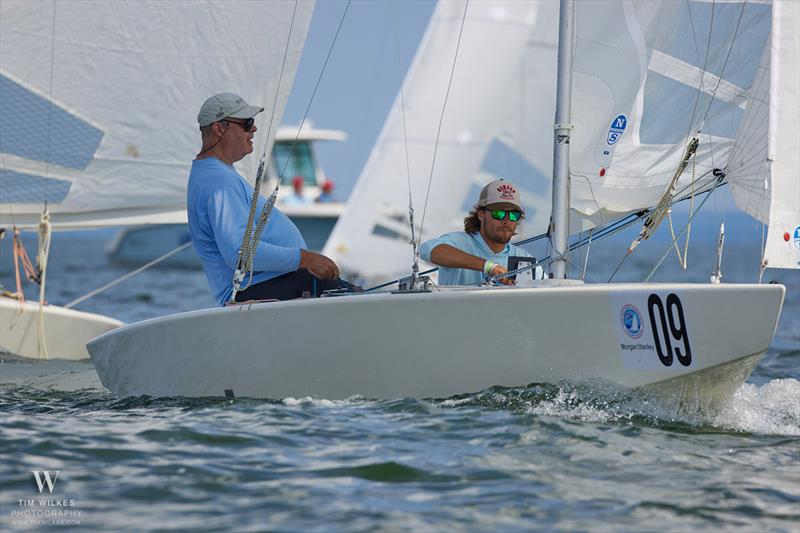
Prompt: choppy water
<box><xmin>1</xmin><ymin>212</ymin><xmax>798</xmax><ymax>531</ymax></box>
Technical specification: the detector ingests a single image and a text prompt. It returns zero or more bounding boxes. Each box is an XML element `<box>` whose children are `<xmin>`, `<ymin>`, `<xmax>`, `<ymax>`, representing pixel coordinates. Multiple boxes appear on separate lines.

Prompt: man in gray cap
<box><xmin>419</xmin><ymin>179</ymin><xmax>537</xmax><ymax>286</ymax></box>
<box><xmin>188</xmin><ymin>92</ymin><xmax>349</xmax><ymax>305</ymax></box>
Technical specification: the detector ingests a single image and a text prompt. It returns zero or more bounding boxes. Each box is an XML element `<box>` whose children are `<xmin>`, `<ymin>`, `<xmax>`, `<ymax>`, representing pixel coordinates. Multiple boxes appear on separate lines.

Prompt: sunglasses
<box><xmin>225</xmin><ymin>117</ymin><xmax>256</xmax><ymax>132</ymax></box>
<box><xmin>484</xmin><ymin>208</ymin><xmax>522</xmax><ymax>222</ymax></box>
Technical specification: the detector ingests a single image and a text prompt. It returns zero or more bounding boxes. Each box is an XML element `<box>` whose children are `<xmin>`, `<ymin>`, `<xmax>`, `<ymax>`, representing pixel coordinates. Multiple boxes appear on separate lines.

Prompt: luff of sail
<box><xmin>728</xmin><ymin>0</ymin><xmax>800</xmax><ymax>270</ymax></box>
<box><xmin>0</xmin><ymin>0</ymin><xmax>313</xmax><ymax>229</ymax></box>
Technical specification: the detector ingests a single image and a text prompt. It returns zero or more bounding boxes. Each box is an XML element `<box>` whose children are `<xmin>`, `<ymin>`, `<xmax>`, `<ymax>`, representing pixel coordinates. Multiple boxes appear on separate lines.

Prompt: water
<box><xmin>1</xmin><ymin>212</ymin><xmax>798</xmax><ymax>531</ymax></box>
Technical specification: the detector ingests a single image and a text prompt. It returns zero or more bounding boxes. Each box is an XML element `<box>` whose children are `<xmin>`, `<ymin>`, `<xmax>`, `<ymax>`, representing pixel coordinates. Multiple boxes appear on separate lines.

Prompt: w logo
<box><xmin>32</xmin><ymin>471</ymin><xmax>59</xmax><ymax>493</ymax></box>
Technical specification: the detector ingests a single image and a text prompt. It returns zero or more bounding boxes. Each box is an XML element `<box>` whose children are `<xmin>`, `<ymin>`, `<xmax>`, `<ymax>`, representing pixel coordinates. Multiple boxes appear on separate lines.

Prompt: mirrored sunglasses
<box><xmin>486</xmin><ymin>209</ymin><xmax>522</xmax><ymax>222</ymax></box>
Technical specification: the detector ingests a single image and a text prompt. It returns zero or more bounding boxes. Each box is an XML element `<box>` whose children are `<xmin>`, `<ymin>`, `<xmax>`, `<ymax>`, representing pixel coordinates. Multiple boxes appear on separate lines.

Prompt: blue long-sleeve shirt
<box><xmin>188</xmin><ymin>157</ymin><xmax>306</xmax><ymax>305</ymax></box>
<box><xmin>419</xmin><ymin>231</ymin><xmax>534</xmax><ymax>286</ymax></box>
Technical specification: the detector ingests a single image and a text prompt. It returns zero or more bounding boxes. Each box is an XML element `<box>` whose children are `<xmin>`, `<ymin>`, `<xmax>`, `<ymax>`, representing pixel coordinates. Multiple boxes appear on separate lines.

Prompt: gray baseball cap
<box><xmin>197</xmin><ymin>92</ymin><xmax>264</xmax><ymax>128</ymax></box>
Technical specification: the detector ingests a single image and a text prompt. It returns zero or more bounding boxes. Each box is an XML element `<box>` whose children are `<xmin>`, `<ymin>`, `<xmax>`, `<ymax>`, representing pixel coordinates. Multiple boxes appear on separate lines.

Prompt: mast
<box><xmin>550</xmin><ymin>0</ymin><xmax>575</xmax><ymax>279</ymax></box>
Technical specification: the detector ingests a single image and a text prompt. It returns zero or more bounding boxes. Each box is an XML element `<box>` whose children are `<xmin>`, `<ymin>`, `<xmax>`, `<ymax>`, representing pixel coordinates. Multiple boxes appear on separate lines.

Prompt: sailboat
<box><xmin>0</xmin><ymin>0</ymin><xmax>313</xmax><ymax>359</ymax></box>
<box><xmin>88</xmin><ymin>0</ymin><xmax>796</xmax><ymax>406</ymax></box>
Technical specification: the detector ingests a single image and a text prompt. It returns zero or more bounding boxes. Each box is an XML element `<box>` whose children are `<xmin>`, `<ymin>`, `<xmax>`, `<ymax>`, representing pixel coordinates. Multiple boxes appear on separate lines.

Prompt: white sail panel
<box><xmin>0</xmin><ymin>0</ymin><xmax>313</xmax><ymax>229</ymax></box>
<box><xmin>324</xmin><ymin>0</ymin><xmax>557</xmax><ymax>281</ymax></box>
<box><xmin>568</xmin><ymin>0</ymin><xmax>771</xmax><ymax>229</ymax></box>
<box><xmin>764</xmin><ymin>0</ymin><xmax>800</xmax><ymax>269</ymax></box>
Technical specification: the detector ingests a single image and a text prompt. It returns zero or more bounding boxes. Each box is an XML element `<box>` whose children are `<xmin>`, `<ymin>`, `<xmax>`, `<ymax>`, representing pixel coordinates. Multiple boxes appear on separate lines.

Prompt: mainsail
<box><xmin>324</xmin><ymin>0</ymin><xmax>558</xmax><ymax>280</ymax></box>
<box><xmin>0</xmin><ymin>0</ymin><xmax>313</xmax><ymax>229</ymax></box>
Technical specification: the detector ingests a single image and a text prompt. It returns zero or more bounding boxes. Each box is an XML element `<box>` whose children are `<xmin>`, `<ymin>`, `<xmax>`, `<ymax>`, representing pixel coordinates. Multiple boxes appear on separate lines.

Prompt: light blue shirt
<box><xmin>188</xmin><ymin>157</ymin><xmax>307</xmax><ymax>305</ymax></box>
<box><xmin>419</xmin><ymin>231</ymin><xmax>534</xmax><ymax>286</ymax></box>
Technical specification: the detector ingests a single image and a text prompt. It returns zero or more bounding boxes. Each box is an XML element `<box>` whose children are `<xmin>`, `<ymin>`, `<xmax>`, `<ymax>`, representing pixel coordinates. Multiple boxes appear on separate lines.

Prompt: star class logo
<box><xmin>496</xmin><ymin>183</ymin><xmax>516</xmax><ymax>200</ymax></box>
<box><xmin>620</xmin><ymin>304</ymin><xmax>644</xmax><ymax>339</ymax></box>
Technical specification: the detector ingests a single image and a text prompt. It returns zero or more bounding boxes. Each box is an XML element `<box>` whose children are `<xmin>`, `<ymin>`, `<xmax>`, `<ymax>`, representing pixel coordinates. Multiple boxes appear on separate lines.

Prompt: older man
<box><xmin>419</xmin><ymin>179</ymin><xmax>537</xmax><ymax>286</ymax></box>
<box><xmin>188</xmin><ymin>92</ymin><xmax>348</xmax><ymax>305</ymax></box>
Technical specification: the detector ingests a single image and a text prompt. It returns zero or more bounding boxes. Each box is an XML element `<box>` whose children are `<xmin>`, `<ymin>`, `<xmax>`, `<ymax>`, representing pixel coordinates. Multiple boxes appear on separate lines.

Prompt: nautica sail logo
<box><xmin>32</xmin><ymin>471</ymin><xmax>59</xmax><ymax>493</ymax></box>
<box><xmin>607</xmin><ymin>114</ymin><xmax>627</xmax><ymax>145</ymax></box>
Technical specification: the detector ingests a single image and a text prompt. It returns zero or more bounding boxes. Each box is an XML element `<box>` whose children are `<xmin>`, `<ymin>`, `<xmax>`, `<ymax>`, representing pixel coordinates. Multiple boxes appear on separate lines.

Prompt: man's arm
<box><xmin>429</xmin><ymin>244</ymin><xmax>512</xmax><ymax>285</ymax></box>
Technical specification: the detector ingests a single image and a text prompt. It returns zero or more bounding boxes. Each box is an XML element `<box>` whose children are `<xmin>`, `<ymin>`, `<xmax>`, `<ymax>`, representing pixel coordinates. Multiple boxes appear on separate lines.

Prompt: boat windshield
<box><xmin>272</xmin><ymin>141</ymin><xmax>317</xmax><ymax>186</ymax></box>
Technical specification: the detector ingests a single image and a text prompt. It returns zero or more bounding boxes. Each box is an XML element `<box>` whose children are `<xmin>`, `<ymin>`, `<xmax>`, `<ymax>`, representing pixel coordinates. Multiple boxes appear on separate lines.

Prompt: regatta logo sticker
<box><xmin>607</xmin><ymin>115</ymin><xmax>627</xmax><ymax>145</ymax></box>
<box><xmin>620</xmin><ymin>304</ymin><xmax>643</xmax><ymax>339</ymax></box>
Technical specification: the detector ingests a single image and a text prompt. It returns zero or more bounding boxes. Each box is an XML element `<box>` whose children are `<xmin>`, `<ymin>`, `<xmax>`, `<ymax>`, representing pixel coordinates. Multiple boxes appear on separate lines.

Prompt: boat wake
<box><xmin>438</xmin><ymin>378</ymin><xmax>800</xmax><ymax>437</ymax></box>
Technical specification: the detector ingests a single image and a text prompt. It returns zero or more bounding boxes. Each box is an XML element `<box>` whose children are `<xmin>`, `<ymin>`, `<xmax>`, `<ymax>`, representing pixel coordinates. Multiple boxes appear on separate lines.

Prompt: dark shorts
<box><xmin>234</xmin><ymin>269</ymin><xmax>357</xmax><ymax>302</ymax></box>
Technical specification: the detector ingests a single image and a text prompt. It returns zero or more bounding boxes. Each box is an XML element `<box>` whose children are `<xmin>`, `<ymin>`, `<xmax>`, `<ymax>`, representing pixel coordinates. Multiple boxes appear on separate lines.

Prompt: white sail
<box><xmin>324</xmin><ymin>0</ymin><xmax>558</xmax><ymax>280</ymax></box>
<box><xmin>0</xmin><ymin>0</ymin><xmax>313</xmax><ymax>229</ymax></box>
<box><xmin>567</xmin><ymin>0</ymin><xmax>773</xmax><ymax>231</ymax></box>
<box><xmin>728</xmin><ymin>0</ymin><xmax>800</xmax><ymax>270</ymax></box>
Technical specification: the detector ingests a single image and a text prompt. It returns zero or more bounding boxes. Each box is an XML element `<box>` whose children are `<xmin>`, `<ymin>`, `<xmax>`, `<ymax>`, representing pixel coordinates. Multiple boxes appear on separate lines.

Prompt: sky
<box><xmin>281</xmin><ymin>0</ymin><xmax>436</xmax><ymax>201</ymax></box>
<box><xmin>281</xmin><ymin>0</ymin><xmax>743</xmax><ymax>217</ymax></box>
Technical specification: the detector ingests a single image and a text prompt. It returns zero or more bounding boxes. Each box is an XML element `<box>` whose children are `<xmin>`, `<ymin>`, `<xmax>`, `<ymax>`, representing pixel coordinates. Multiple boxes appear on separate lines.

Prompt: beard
<box><xmin>483</xmin><ymin>225</ymin><xmax>516</xmax><ymax>245</ymax></box>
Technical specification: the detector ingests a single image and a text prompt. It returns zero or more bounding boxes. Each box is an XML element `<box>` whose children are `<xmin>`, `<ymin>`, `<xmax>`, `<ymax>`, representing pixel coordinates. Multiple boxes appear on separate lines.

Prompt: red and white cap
<box><xmin>476</xmin><ymin>179</ymin><xmax>524</xmax><ymax>213</ymax></box>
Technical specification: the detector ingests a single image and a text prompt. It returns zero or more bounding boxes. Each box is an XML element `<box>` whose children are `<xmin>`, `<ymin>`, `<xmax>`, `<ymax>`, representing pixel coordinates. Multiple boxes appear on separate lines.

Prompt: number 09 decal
<box><xmin>647</xmin><ymin>293</ymin><xmax>692</xmax><ymax>367</ymax></box>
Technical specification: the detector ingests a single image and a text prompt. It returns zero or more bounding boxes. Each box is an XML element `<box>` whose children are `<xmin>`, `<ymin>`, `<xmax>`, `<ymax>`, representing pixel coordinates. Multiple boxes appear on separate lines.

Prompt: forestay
<box><xmin>0</xmin><ymin>0</ymin><xmax>313</xmax><ymax>229</ymax></box>
<box><xmin>324</xmin><ymin>0</ymin><xmax>558</xmax><ymax>281</ymax></box>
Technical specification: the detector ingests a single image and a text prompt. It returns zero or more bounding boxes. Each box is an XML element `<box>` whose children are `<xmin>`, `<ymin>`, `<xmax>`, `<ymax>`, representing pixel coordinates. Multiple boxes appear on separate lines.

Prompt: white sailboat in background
<box><xmin>88</xmin><ymin>0</ymin><xmax>796</xmax><ymax>405</ymax></box>
<box><xmin>0</xmin><ymin>0</ymin><xmax>313</xmax><ymax>359</ymax></box>
<box><xmin>324</xmin><ymin>0</ymin><xmax>559</xmax><ymax>281</ymax></box>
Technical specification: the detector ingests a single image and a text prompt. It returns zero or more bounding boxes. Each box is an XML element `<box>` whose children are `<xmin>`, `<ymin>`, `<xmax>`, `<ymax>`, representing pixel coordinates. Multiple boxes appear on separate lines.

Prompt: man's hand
<box><xmin>299</xmin><ymin>249</ymin><xmax>340</xmax><ymax>280</ymax></box>
<box><xmin>488</xmin><ymin>263</ymin><xmax>514</xmax><ymax>285</ymax></box>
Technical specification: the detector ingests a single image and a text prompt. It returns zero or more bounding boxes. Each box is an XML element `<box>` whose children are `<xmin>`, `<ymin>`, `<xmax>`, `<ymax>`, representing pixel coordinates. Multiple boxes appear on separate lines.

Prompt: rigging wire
<box><xmin>234</xmin><ymin>0</ymin><xmax>301</xmax><ymax>295</ymax></box>
<box><xmin>234</xmin><ymin>0</ymin><xmax>352</xmax><ymax>298</ymax></box>
<box><xmin>392</xmin><ymin>0</ymin><xmax>420</xmax><ymax>281</ymax></box>
<box><xmin>43</xmin><ymin>0</ymin><xmax>57</xmax><ymax>207</ymax></box>
<box><xmin>416</xmin><ymin>0</ymin><xmax>470</xmax><ymax>247</ymax></box>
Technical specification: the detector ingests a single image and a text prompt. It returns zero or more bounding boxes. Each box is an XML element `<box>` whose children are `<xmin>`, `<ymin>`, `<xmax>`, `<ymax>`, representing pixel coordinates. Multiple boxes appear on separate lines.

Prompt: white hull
<box><xmin>87</xmin><ymin>283</ymin><xmax>784</xmax><ymax>403</ymax></box>
<box><xmin>1</xmin><ymin>297</ymin><xmax>122</xmax><ymax>361</ymax></box>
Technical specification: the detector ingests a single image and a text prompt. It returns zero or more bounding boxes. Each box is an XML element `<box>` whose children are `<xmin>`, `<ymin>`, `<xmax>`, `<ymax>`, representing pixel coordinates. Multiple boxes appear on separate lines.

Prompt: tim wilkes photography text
<box><xmin>8</xmin><ymin>471</ymin><xmax>81</xmax><ymax>528</ymax></box>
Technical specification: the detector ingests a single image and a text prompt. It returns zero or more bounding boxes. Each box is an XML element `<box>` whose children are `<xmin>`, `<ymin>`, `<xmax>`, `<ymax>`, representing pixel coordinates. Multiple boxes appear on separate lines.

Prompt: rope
<box><xmin>233</xmin><ymin>1</ymin><xmax>302</xmax><ymax>298</ymax></box>
<box><xmin>64</xmin><ymin>241</ymin><xmax>192</xmax><ymax>309</ymax></box>
<box><xmin>11</xmin><ymin>228</ymin><xmax>39</xmax><ymax>307</ymax></box>
<box><xmin>644</xmin><ymin>185</ymin><xmax>717</xmax><ymax>282</ymax></box>
<box><xmin>232</xmin><ymin>0</ymin><xmax>352</xmax><ymax>300</ymax></box>
<box><xmin>666</xmin><ymin>144</ymin><xmax>698</xmax><ymax>269</ymax></box>
<box><xmin>36</xmin><ymin>209</ymin><xmax>52</xmax><ymax>359</ymax></box>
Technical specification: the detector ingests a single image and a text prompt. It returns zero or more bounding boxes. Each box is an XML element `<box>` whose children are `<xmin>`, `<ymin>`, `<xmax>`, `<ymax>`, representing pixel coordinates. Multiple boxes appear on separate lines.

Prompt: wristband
<box><xmin>483</xmin><ymin>260</ymin><xmax>497</xmax><ymax>276</ymax></box>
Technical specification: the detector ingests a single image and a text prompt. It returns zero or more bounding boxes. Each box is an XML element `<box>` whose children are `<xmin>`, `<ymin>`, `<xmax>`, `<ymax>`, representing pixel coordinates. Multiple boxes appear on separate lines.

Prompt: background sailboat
<box><xmin>324</xmin><ymin>0</ymin><xmax>559</xmax><ymax>281</ymax></box>
<box><xmin>0</xmin><ymin>0</ymin><xmax>314</xmax><ymax>359</ymax></box>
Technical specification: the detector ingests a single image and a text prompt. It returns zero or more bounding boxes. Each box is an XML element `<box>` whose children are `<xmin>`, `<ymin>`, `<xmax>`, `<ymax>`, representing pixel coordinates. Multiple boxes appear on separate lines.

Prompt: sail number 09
<box><xmin>647</xmin><ymin>293</ymin><xmax>692</xmax><ymax>367</ymax></box>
